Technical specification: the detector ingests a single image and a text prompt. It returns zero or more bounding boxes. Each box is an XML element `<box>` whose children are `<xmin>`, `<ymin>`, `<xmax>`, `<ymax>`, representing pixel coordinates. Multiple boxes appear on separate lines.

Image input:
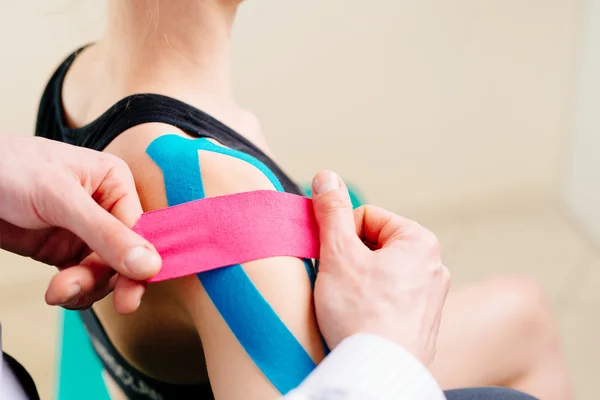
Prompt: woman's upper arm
<box><xmin>105</xmin><ymin>127</ymin><xmax>324</xmax><ymax>399</ymax></box>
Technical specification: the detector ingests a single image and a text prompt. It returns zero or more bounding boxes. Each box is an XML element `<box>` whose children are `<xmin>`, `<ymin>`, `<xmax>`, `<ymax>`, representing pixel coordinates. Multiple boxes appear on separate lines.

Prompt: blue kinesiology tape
<box><xmin>146</xmin><ymin>134</ymin><xmax>318</xmax><ymax>394</ymax></box>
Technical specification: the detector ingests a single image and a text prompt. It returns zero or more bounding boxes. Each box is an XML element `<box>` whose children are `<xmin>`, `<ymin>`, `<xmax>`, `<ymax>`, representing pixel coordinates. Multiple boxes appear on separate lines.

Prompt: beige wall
<box><xmin>232</xmin><ymin>1</ymin><xmax>580</xmax><ymax>216</ymax></box>
<box><xmin>0</xmin><ymin>0</ymin><xmax>580</xmax><ymax>216</ymax></box>
<box><xmin>0</xmin><ymin>2</ymin><xmax>104</xmax><ymax>134</ymax></box>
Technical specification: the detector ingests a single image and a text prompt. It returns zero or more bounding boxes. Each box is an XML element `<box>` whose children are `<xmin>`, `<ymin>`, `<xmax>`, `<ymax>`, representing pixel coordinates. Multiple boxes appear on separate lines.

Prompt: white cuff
<box><xmin>285</xmin><ymin>334</ymin><xmax>446</xmax><ymax>400</ymax></box>
<box><xmin>1</xmin><ymin>323</ymin><xmax>30</xmax><ymax>400</ymax></box>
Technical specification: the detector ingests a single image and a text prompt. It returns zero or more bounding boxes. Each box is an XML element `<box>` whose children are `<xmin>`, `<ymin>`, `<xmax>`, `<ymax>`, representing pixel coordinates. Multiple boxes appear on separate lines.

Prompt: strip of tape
<box><xmin>145</xmin><ymin>134</ymin><xmax>317</xmax><ymax>394</ymax></box>
<box><xmin>134</xmin><ymin>190</ymin><xmax>320</xmax><ymax>282</ymax></box>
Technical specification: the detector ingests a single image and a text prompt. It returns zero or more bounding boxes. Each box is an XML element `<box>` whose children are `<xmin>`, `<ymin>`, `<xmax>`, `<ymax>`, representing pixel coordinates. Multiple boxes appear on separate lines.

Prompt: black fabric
<box><xmin>35</xmin><ymin>47</ymin><xmax>308</xmax><ymax>400</ymax></box>
<box><xmin>3</xmin><ymin>352</ymin><xmax>41</xmax><ymax>400</ymax></box>
<box><xmin>444</xmin><ymin>387</ymin><xmax>539</xmax><ymax>400</ymax></box>
<box><xmin>35</xmin><ymin>48</ymin><xmax>304</xmax><ymax>196</ymax></box>
<box><xmin>79</xmin><ymin>310</ymin><xmax>212</xmax><ymax>400</ymax></box>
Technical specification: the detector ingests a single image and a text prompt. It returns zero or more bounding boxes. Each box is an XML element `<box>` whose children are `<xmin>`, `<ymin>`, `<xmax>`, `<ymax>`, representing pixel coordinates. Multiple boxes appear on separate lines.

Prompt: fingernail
<box><xmin>59</xmin><ymin>283</ymin><xmax>81</xmax><ymax>306</ymax></box>
<box><xmin>313</xmin><ymin>171</ymin><xmax>341</xmax><ymax>195</ymax></box>
<box><xmin>125</xmin><ymin>247</ymin><xmax>161</xmax><ymax>276</ymax></box>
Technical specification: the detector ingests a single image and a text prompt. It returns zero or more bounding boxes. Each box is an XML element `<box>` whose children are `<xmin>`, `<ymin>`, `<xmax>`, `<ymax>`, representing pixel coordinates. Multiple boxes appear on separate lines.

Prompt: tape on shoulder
<box><xmin>134</xmin><ymin>190</ymin><xmax>320</xmax><ymax>282</ymax></box>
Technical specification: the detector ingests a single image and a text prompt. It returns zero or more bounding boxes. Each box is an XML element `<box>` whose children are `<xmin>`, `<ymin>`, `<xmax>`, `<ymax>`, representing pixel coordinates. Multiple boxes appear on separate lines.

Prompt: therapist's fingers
<box><xmin>113</xmin><ymin>275</ymin><xmax>147</xmax><ymax>314</ymax></box>
<box><xmin>64</xmin><ymin>275</ymin><xmax>144</xmax><ymax>314</ymax></box>
<box><xmin>45</xmin><ymin>251</ymin><xmax>147</xmax><ymax>314</ymax></box>
<box><xmin>90</xmin><ymin>156</ymin><xmax>145</xmax><ymax>228</ymax></box>
<box><xmin>44</xmin><ymin>167</ymin><xmax>161</xmax><ymax>281</ymax></box>
<box><xmin>311</xmin><ymin>170</ymin><xmax>362</xmax><ymax>259</ymax></box>
<box><xmin>45</xmin><ymin>254</ymin><xmax>115</xmax><ymax>307</ymax></box>
<box><xmin>353</xmin><ymin>205</ymin><xmax>418</xmax><ymax>249</ymax></box>
<box><xmin>91</xmin><ymin>159</ymin><xmax>156</xmax><ymax>314</ymax></box>
<box><xmin>46</xmin><ymin>266</ymin><xmax>146</xmax><ymax>314</ymax></box>
<box><xmin>61</xmin><ymin>275</ymin><xmax>118</xmax><ymax>312</ymax></box>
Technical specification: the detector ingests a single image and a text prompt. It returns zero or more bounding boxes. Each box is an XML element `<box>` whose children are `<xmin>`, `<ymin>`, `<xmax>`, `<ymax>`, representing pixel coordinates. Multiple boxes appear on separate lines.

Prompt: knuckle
<box><xmin>399</xmin><ymin>220</ymin><xmax>420</xmax><ymax>240</ymax></box>
<box><xmin>420</xmin><ymin>229</ymin><xmax>441</xmax><ymax>254</ymax></box>
<box><xmin>98</xmin><ymin>153</ymin><xmax>129</xmax><ymax>174</ymax></box>
<box><xmin>325</xmin><ymin>233</ymin><xmax>357</xmax><ymax>259</ymax></box>
<box><xmin>426</xmin><ymin>262</ymin><xmax>450</xmax><ymax>294</ymax></box>
<box><xmin>107</xmin><ymin>157</ymin><xmax>131</xmax><ymax>177</ymax></box>
<box><xmin>319</xmin><ymin>194</ymin><xmax>352</xmax><ymax>216</ymax></box>
<box><xmin>94</xmin><ymin>151</ymin><xmax>115</xmax><ymax>167</ymax></box>
<box><xmin>99</xmin><ymin>151</ymin><xmax>120</xmax><ymax>164</ymax></box>
<box><xmin>409</xmin><ymin>223</ymin><xmax>440</xmax><ymax>252</ymax></box>
<box><xmin>430</xmin><ymin>240</ymin><xmax>442</xmax><ymax>258</ymax></box>
<box><xmin>112</xmin><ymin>157</ymin><xmax>130</xmax><ymax>173</ymax></box>
<box><xmin>441</xmin><ymin>265</ymin><xmax>451</xmax><ymax>289</ymax></box>
<box><xmin>388</xmin><ymin>211</ymin><xmax>405</xmax><ymax>225</ymax></box>
<box><xmin>442</xmin><ymin>264</ymin><xmax>451</xmax><ymax>280</ymax></box>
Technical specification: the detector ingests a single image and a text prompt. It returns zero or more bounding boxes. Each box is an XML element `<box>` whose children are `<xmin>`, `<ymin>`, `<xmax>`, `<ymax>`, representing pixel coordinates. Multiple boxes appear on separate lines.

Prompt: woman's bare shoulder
<box><xmin>104</xmin><ymin>124</ymin><xmax>279</xmax><ymax>211</ymax></box>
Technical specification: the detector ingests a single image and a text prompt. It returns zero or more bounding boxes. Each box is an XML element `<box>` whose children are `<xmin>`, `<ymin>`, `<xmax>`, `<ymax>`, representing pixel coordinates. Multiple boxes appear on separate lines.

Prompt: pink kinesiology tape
<box><xmin>133</xmin><ymin>190</ymin><xmax>320</xmax><ymax>282</ymax></box>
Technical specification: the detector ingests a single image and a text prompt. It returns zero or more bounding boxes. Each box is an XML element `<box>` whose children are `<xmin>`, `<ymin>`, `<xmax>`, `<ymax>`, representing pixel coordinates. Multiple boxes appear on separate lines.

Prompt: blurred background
<box><xmin>0</xmin><ymin>0</ymin><xmax>598</xmax><ymax>398</ymax></box>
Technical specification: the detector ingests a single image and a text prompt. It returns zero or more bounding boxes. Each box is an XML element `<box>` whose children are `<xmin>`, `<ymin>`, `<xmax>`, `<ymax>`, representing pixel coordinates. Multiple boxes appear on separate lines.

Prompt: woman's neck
<box><xmin>64</xmin><ymin>0</ymin><xmax>267</xmax><ymax>146</ymax></box>
<box><xmin>100</xmin><ymin>0</ymin><xmax>240</xmax><ymax>105</ymax></box>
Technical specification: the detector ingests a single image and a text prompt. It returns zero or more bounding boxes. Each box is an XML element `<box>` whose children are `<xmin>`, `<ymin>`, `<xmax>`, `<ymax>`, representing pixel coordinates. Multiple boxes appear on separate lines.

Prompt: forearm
<box><xmin>285</xmin><ymin>334</ymin><xmax>446</xmax><ymax>400</ymax></box>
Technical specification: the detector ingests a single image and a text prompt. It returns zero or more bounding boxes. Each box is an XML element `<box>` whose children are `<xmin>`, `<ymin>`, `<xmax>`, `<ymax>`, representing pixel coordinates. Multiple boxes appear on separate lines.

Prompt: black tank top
<box><xmin>35</xmin><ymin>48</ymin><xmax>306</xmax><ymax>400</ymax></box>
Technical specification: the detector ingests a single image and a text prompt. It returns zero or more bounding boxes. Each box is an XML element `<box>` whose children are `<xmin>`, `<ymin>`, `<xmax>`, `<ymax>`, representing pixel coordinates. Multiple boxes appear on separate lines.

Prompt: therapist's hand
<box><xmin>311</xmin><ymin>171</ymin><xmax>450</xmax><ymax>366</ymax></box>
<box><xmin>0</xmin><ymin>135</ymin><xmax>161</xmax><ymax>314</ymax></box>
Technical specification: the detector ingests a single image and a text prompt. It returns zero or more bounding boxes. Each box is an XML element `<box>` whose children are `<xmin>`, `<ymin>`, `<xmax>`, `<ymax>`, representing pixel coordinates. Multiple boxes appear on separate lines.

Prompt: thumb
<box><xmin>56</xmin><ymin>185</ymin><xmax>161</xmax><ymax>280</ymax></box>
<box><xmin>311</xmin><ymin>170</ymin><xmax>359</xmax><ymax>254</ymax></box>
